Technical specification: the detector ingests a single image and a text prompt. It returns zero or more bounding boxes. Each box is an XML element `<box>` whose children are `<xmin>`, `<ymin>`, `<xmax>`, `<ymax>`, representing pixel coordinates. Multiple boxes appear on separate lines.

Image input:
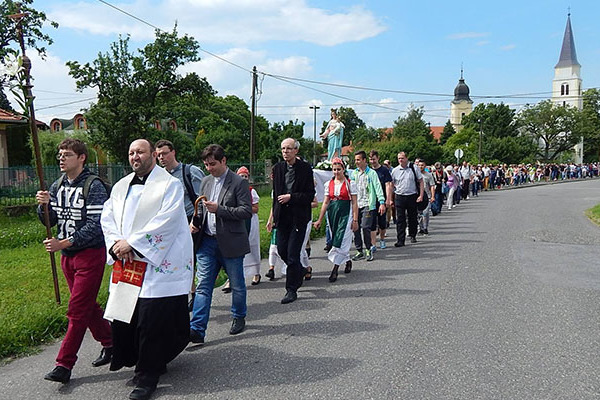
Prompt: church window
<box><xmin>565</xmin><ymin>84</ymin><xmax>569</xmax><ymax>95</ymax></box>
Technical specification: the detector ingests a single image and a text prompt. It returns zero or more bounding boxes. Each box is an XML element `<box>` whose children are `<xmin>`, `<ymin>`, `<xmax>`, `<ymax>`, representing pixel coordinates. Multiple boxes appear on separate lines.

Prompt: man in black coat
<box><xmin>268</xmin><ymin>138</ymin><xmax>315</xmax><ymax>304</ymax></box>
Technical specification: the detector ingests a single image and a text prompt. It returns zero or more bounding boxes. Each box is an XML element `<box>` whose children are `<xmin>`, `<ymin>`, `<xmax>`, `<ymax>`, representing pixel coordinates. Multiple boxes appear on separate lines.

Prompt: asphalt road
<box><xmin>1</xmin><ymin>179</ymin><xmax>599</xmax><ymax>400</ymax></box>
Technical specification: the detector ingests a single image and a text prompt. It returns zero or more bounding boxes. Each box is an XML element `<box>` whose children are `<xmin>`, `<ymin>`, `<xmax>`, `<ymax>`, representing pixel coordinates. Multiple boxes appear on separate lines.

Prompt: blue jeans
<box><xmin>190</xmin><ymin>236</ymin><xmax>246</xmax><ymax>336</ymax></box>
<box><xmin>432</xmin><ymin>191</ymin><xmax>443</xmax><ymax>215</ymax></box>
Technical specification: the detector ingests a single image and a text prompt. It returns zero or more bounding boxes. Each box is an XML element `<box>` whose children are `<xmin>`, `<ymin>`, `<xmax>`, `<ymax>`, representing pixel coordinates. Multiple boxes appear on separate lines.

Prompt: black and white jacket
<box><xmin>37</xmin><ymin>168</ymin><xmax>108</xmax><ymax>256</ymax></box>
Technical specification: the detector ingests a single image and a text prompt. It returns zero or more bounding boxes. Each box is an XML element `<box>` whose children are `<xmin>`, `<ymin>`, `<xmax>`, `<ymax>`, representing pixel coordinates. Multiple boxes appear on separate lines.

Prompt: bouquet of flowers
<box><xmin>315</xmin><ymin>160</ymin><xmax>333</xmax><ymax>171</ymax></box>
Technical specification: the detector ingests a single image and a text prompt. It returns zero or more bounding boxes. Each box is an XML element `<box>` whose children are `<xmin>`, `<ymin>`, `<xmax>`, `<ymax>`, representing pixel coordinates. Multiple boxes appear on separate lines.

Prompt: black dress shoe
<box><xmin>44</xmin><ymin>366</ymin><xmax>71</xmax><ymax>383</ymax></box>
<box><xmin>328</xmin><ymin>265</ymin><xmax>339</xmax><ymax>282</ymax></box>
<box><xmin>344</xmin><ymin>260</ymin><xmax>352</xmax><ymax>273</ymax></box>
<box><xmin>410</xmin><ymin>236</ymin><xmax>417</xmax><ymax>243</ymax></box>
<box><xmin>189</xmin><ymin>328</ymin><xmax>204</xmax><ymax>345</ymax></box>
<box><xmin>281</xmin><ymin>291</ymin><xmax>297</xmax><ymax>304</ymax></box>
<box><xmin>129</xmin><ymin>385</ymin><xmax>156</xmax><ymax>400</ymax></box>
<box><xmin>323</xmin><ymin>243</ymin><xmax>332</xmax><ymax>252</ymax></box>
<box><xmin>265</xmin><ymin>268</ymin><xmax>275</xmax><ymax>281</ymax></box>
<box><xmin>229</xmin><ymin>317</ymin><xmax>246</xmax><ymax>335</ymax></box>
<box><xmin>92</xmin><ymin>346</ymin><xmax>113</xmax><ymax>367</ymax></box>
<box><xmin>394</xmin><ymin>242</ymin><xmax>405</xmax><ymax>247</ymax></box>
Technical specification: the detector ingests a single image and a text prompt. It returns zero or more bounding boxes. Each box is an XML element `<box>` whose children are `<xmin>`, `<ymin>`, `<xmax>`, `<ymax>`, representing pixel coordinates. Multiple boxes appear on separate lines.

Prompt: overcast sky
<box><xmin>13</xmin><ymin>0</ymin><xmax>600</xmax><ymax>137</ymax></box>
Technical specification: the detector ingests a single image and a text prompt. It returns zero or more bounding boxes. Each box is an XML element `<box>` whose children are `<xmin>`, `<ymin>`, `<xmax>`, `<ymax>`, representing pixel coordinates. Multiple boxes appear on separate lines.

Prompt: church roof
<box><xmin>452</xmin><ymin>75</ymin><xmax>472</xmax><ymax>104</ymax></box>
<box><xmin>555</xmin><ymin>14</ymin><xmax>580</xmax><ymax>68</ymax></box>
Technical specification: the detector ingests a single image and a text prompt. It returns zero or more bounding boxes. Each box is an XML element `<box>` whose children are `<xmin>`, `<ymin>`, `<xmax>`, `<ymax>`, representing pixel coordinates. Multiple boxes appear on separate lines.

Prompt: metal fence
<box><xmin>0</xmin><ymin>161</ymin><xmax>270</xmax><ymax>206</ymax></box>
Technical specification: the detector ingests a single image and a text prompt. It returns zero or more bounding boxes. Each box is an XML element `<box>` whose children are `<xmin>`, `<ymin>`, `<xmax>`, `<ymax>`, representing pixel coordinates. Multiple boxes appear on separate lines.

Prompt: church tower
<box><xmin>552</xmin><ymin>13</ymin><xmax>583</xmax><ymax>162</ymax></box>
<box><xmin>450</xmin><ymin>69</ymin><xmax>473</xmax><ymax>131</ymax></box>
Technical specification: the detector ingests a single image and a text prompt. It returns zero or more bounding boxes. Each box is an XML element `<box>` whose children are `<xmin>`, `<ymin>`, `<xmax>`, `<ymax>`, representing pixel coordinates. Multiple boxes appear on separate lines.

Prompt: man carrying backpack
<box><xmin>156</xmin><ymin>139</ymin><xmax>205</xmax><ymax>311</ymax></box>
<box><xmin>155</xmin><ymin>140</ymin><xmax>205</xmax><ymax>220</ymax></box>
<box><xmin>36</xmin><ymin>138</ymin><xmax>113</xmax><ymax>384</ymax></box>
<box><xmin>388</xmin><ymin>152</ymin><xmax>424</xmax><ymax>247</ymax></box>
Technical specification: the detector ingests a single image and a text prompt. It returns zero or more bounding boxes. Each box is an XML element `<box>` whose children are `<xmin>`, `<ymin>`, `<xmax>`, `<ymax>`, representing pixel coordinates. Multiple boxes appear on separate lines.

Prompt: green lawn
<box><xmin>585</xmin><ymin>203</ymin><xmax>600</xmax><ymax>226</ymax></box>
<box><xmin>0</xmin><ymin>196</ymin><xmax>323</xmax><ymax>360</ymax></box>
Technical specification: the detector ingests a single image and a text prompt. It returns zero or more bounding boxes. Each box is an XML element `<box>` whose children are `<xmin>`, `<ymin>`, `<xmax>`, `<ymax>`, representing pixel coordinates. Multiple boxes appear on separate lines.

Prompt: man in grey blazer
<box><xmin>189</xmin><ymin>144</ymin><xmax>252</xmax><ymax>344</ymax></box>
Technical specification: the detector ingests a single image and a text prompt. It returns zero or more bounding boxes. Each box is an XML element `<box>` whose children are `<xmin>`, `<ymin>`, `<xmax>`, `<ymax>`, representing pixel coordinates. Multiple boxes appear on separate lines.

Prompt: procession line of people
<box><xmin>37</xmin><ymin>133</ymin><xmax>596</xmax><ymax>400</ymax></box>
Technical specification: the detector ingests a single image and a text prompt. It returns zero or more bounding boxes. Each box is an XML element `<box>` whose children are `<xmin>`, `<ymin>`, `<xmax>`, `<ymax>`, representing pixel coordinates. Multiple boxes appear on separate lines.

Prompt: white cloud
<box><xmin>500</xmin><ymin>44</ymin><xmax>516</xmax><ymax>51</ymax></box>
<box><xmin>447</xmin><ymin>32</ymin><xmax>489</xmax><ymax>40</ymax></box>
<box><xmin>49</xmin><ymin>0</ymin><xmax>386</xmax><ymax>46</ymax></box>
<box><xmin>476</xmin><ymin>40</ymin><xmax>490</xmax><ymax>46</ymax></box>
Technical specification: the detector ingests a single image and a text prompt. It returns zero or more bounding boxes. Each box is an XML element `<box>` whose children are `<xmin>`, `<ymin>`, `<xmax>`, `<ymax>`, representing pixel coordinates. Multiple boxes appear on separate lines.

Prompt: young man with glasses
<box><xmin>36</xmin><ymin>138</ymin><xmax>113</xmax><ymax>384</ymax></box>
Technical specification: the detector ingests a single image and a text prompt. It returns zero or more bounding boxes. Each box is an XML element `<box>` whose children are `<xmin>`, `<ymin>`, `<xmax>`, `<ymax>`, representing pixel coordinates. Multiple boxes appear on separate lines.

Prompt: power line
<box><xmin>266</xmin><ymin>74</ymin><xmax>404</xmax><ymax>113</ymax></box>
<box><xmin>95</xmin><ymin>0</ymin><xmax>253</xmax><ymax>74</ymax></box>
<box><xmin>35</xmin><ymin>97</ymin><xmax>97</xmax><ymax>112</ymax></box>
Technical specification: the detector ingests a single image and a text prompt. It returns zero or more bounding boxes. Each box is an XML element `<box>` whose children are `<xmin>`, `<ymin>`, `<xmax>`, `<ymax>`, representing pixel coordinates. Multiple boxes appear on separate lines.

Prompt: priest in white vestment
<box><xmin>101</xmin><ymin>139</ymin><xmax>193</xmax><ymax>400</ymax></box>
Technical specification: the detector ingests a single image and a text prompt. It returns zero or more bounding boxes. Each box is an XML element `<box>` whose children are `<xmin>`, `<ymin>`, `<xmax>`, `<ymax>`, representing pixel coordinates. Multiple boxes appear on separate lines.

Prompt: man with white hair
<box><xmin>268</xmin><ymin>138</ymin><xmax>315</xmax><ymax>304</ymax></box>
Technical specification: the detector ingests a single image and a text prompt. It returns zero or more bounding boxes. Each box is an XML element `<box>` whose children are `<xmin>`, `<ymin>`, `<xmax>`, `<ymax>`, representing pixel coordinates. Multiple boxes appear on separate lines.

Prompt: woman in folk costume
<box><xmin>237</xmin><ymin>166</ymin><xmax>262</xmax><ymax>285</ymax></box>
<box><xmin>314</xmin><ymin>157</ymin><xmax>358</xmax><ymax>282</ymax></box>
<box><xmin>320</xmin><ymin>108</ymin><xmax>345</xmax><ymax>160</ymax></box>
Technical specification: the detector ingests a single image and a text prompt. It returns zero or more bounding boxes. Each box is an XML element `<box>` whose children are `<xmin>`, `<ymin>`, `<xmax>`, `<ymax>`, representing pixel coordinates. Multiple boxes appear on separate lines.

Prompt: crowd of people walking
<box><xmin>35</xmin><ymin>135</ymin><xmax>598</xmax><ymax>400</ymax></box>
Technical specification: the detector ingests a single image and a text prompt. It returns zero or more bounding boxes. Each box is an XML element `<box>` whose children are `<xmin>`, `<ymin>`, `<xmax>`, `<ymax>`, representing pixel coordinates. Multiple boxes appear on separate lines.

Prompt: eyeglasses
<box><xmin>56</xmin><ymin>152</ymin><xmax>77</xmax><ymax>160</ymax></box>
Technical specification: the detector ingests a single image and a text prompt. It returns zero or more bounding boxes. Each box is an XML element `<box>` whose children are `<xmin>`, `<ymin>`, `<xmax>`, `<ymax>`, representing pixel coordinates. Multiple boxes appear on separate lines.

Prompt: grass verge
<box><xmin>585</xmin><ymin>203</ymin><xmax>600</xmax><ymax>226</ymax></box>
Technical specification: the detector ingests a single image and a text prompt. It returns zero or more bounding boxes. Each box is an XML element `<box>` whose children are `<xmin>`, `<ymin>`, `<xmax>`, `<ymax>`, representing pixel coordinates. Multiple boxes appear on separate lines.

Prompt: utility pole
<box><xmin>9</xmin><ymin>8</ymin><xmax>61</xmax><ymax>304</ymax></box>
<box><xmin>478</xmin><ymin>118</ymin><xmax>483</xmax><ymax>165</ymax></box>
<box><xmin>249</xmin><ymin>66</ymin><xmax>257</xmax><ymax>176</ymax></box>
<box><xmin>309</xmin><ymin>105</ymin><xmax>320</xmax><ymax>165</ymax></box>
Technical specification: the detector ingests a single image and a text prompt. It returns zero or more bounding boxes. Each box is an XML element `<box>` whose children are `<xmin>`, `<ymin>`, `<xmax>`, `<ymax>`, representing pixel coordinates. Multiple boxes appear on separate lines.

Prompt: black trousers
<box><xmin>111</xmin><ymin>295</ymin><xmax>189</xmax><ymax>387</ymax></box>
<box><xmin>395</xmin><ymin>193</ymin><xmax>418</xmax><ymax>244</ymax></box>
<box><xmin>276</xmin><ymin>223</ymin><xmax>306</xmax><ymax>292</ymax></box>
<box><xmin>462</xmin><ymin>179</ymin><xmax>470</xmax><ymax>199</ymax></box>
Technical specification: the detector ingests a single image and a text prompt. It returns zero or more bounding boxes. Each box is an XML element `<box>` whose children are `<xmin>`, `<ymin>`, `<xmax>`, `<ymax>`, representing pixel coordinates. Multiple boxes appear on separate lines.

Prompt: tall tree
<box><xmin>439</xmin><ymin>120</ymin><xmax>455</xmax><ymax>145</ymax></box>
<box><xmin>67</xmin><ymin>27</ymin><xmax>212</xmax><ymax>162</ymax></box>
<box><xmin>462</xmin><ymin>103</ymin><xmax>519</xmax><ymax>138</ymax></box>
<box><xmin>0</xmin><ymin>0</ymin><xmax>58</xmax><ymax>61</ymax></box>
<box><xmin>392</xmin><ymin>106</ymin><xmax>432</xmax><ymax>141</ymax></box>
<box><xmin>580</xmin><ymin>88</ymin><xmax>600</xmax><ymax>162</ymax></box>
<box><xmin>517</xmin><ymin>100</ymin><xmax>581</xmax><ymax>162</ymax></box>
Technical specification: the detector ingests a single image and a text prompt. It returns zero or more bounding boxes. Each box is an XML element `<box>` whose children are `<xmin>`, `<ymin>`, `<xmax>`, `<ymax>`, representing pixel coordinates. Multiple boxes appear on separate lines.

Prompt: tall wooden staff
<box><xmin>9</xmin><ymin>10</ymin><xmax>61</xmax><ymax>304</ymax></box>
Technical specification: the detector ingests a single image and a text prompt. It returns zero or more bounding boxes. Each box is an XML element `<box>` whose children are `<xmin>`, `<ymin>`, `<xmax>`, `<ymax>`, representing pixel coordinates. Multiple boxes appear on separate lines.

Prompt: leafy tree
<box><xmin>517</xmin><ymin>100</ymin><xmax>581</xmax><ymax>161</ymax></box>
<box><xmin>67</xmin><ymin>27</ymin><xmax>212</xmax><ymax>162</ymax></box>
<box><xmin>0</xmin><ymin>0</ymin><xmax>58</xmax><ymax>61</ymax></box>
<box><xmin>352</xmin><ymin>126</ymin><xmax>380</xmax><ymax>145</ymax></box>
<box><xmin>481</xmin><ymin>136</ymin><xmax>537</xmax><ymax>165</ymax></box>
<box><xmin>462</xmin><ymin>103</ymin><xmax>519</xmax><ymax>138</ymax></box>
<box><xmin>392</xmin><ymin>106</ymin><xmax>433</xmax><ymax>141</ymax></box>
<box><xmin>579</xmin><ymin>88</ymin><xmax>600</xmax><ymax>162</ymax></box>
<box><xmin>439</xmin><ymin>120</ymin><xmax>455</xmax><ymax>145</ymax></box>
<box><xmin>442</xmin><ymin>127</ymin><xmax>478</xmax><ymax>164</ymax></box>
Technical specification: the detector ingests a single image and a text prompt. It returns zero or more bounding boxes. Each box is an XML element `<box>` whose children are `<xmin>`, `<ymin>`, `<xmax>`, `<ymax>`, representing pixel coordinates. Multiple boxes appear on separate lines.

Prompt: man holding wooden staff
<box><xmin>36</xmin><ymin>138</ymin><xmax>113</xmax><ymax>384</ymax></box>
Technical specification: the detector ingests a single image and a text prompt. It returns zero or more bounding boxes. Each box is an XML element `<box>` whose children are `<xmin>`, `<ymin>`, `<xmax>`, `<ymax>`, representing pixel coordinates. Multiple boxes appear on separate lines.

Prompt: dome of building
<box><xmin>453</xmin><ymin>78</ymin><xmax>472</xmax><ymax>103</ymax></box>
